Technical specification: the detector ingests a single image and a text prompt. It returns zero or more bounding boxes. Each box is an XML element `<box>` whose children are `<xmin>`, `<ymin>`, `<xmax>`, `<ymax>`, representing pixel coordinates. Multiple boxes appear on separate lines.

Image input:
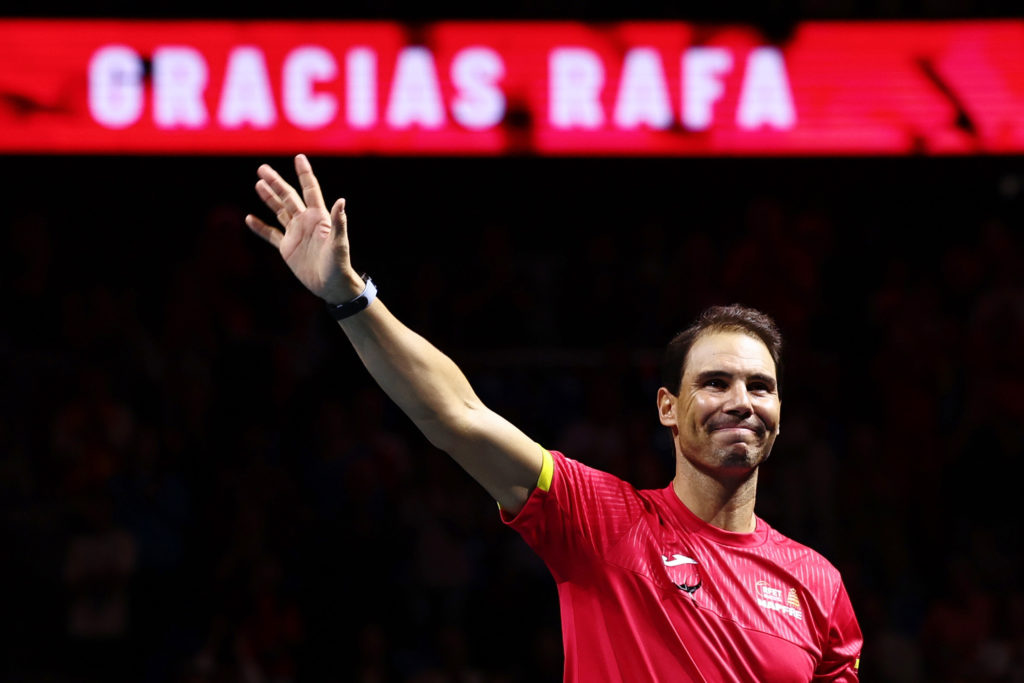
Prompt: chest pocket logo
<box><xmin>662</xmin><ymin>553</ymin><xmax>702</xmax><ymax>594</ymax></box>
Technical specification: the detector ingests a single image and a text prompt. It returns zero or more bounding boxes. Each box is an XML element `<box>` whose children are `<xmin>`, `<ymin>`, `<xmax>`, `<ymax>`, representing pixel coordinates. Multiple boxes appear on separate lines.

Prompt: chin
<box><xmin>714</xmin><ymin>445</ymin><xmax>763</xmax><ymax>470</ymax></box>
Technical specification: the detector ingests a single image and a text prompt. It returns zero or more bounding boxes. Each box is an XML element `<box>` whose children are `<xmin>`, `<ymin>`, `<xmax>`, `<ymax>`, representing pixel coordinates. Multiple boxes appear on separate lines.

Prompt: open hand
<box><xmin>246</xmin><ymin>154</ymin><xmax>364</xmax><ymax>304</ymax></box>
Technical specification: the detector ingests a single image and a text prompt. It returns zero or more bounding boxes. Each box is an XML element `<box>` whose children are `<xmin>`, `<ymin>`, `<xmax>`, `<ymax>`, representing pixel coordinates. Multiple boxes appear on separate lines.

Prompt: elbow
<box><xmin>416</xmin><ymin>399</ymin><xmax>487</xmax><ymax>454</ymax></box>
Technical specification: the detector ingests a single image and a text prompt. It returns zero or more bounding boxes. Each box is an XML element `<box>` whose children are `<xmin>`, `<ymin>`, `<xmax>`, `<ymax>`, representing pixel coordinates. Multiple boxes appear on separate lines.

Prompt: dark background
<box><xmin>3</xmin><ymin>3</ymin><xmax>1024</xmax><ymax>683</ymax></box>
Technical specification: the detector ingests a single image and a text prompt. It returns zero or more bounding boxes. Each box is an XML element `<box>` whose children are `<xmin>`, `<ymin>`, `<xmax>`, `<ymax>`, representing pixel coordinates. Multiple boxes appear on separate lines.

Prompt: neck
<box><xmin>671</xmin><ymin>459</ymin><xmax>759</xmax><ymax>533</ymax></box>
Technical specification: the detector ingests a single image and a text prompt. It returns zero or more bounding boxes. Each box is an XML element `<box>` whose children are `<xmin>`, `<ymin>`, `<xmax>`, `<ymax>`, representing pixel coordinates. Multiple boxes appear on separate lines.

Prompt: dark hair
<box><xmin>660</xmin><ymin>304</ymin><xmax>783</xmax><ymax>395</ymax></box>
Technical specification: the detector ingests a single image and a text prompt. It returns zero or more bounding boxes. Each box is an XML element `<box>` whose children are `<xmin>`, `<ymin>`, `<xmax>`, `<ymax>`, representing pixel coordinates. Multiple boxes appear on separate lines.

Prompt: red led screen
<box><xmin>2</xmin><ymin>19</ymin><xmax>1024</xmax><ymax>155</ymax></box>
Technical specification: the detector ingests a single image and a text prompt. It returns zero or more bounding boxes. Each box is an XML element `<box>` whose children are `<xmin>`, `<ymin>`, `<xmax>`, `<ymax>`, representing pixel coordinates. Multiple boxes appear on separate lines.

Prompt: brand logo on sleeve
<box><xmin>755</xmin><ymin>581</ymin><xmax>803</xmax><ymax>619</ymax></box>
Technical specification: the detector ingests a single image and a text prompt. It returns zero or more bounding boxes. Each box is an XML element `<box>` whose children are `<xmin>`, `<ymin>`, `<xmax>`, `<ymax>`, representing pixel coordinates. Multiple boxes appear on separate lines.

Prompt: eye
<box><xmin>748</xmin><ymin>381</ymin><xmax>773</xmax><ymax>394</ymax></box>
<box><xmin>704</xmin><ymin>378</ymin><xmax>727</xmax><ymax>389</ymax></box>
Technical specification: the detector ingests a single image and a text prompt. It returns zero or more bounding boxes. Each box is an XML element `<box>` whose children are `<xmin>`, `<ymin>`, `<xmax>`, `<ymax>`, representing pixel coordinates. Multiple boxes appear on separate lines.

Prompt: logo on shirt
<box><xmin>755</xmin><ymin>581</ymin><xmax>804</xmax><ymax>620</ymax></box>
<box><xmin>662</xmin><ymin>553</ymin><xmax>701</xmax><ymax>595</ymax></box>
<box><xmin>662</xmin><ymin>553</ymin><xmax>697</xmax><ymax>567</ymax></box>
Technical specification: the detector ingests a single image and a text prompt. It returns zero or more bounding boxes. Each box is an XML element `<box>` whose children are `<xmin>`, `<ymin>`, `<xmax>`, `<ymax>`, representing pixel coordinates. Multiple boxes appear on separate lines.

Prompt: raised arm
<box><xmin>246</xmin><ymin>155</ymin><xmax>542</xmax><ymax>514</ymax></box>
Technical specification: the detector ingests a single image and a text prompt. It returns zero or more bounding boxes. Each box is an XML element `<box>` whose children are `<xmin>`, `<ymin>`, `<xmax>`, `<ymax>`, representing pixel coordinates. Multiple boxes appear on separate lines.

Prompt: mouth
<box><xmin>708</xmin><ymin>421</ymin><xmax>766</xmax><ymax>436</ymax></box>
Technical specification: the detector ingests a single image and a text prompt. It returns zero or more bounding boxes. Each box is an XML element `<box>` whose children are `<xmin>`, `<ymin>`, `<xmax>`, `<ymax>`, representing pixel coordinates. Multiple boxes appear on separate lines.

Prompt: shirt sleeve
<box><xmin>813</xmin><ymin>580</ymin><xmax>863</xmax><ymax>681</ymax></box>
<box><xmin>500</xmin><ymin>449</ymin><xmax>648</xmax><ymax>583</ymax></box>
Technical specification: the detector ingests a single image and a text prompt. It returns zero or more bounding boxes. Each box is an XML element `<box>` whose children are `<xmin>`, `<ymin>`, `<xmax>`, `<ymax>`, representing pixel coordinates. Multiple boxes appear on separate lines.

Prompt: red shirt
<box><xmin>502</xmin><ymin>450</ymin><xmax>862</xmax><ymax>682</ymax></box>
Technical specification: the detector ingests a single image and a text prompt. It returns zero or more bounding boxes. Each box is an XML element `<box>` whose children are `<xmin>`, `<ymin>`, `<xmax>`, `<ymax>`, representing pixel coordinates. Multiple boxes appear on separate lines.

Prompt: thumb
<box><xmin>331</xmin><ymin>198</ymin><xmax>347</xmax><ymax>236</ymax></box>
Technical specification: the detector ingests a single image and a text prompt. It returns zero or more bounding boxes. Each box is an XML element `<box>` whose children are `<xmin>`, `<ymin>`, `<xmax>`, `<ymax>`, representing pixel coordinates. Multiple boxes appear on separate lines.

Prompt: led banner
<box><xmin>2</xmin><ymin>19</ymin><xmax>1024</xmax><ymax>155</ymax></box>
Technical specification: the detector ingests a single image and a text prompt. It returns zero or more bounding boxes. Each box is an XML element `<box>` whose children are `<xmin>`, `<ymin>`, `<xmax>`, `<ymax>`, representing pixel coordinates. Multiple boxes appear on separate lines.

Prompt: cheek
<box><xmin>756</xmin><ymin>403</ymin><xmax>781</xmax><ymax>430</ymax></box>
<box><xmin>684</xmin><ymin>394</ymin><xmax>716</xmax><ymax>427</ymax></box>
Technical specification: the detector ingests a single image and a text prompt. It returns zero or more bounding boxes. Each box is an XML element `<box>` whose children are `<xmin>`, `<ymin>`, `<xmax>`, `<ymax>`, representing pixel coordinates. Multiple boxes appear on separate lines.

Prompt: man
<box><xmin>246</xmin><ymin>155</ymin><xmax>863</xmax><ymax>681</ymax></box>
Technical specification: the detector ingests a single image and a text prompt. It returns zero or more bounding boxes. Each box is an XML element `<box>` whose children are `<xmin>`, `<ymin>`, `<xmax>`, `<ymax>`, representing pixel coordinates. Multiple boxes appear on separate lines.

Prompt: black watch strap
<box><xmin>325</xmin><ymin>275</ymin><xmax>377</xmax><ymax>321</ymax></box>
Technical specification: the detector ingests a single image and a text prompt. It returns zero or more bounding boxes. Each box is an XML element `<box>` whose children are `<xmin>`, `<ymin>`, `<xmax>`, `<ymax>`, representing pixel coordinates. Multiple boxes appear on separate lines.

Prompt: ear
<box><xmin>657</xmin><ymin>387</ymin><xmax>678</xmax><ymax>429</ymax></box>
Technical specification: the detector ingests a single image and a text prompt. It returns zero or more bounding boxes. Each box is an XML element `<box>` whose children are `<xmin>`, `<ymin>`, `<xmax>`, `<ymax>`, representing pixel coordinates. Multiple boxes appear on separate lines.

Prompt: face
<box><xmin>658</xmin><ymin>331</ymin><xmax>781</xmax><ymax>476</ymax></box>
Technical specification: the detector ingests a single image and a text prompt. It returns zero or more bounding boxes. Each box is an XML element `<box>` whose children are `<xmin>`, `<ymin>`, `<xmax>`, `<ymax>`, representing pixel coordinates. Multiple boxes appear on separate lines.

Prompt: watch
<box><xmin>325</xmin><ymin>274</ymin><xmax>377</xmax><ymax>321</ymax></box>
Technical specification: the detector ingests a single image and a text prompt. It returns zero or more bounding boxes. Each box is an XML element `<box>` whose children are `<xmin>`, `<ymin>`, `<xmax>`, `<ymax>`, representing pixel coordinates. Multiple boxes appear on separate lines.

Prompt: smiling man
<box><xmin>246</xmin><ymin>155</ymin><xmax>862</xmax><ymax>682</ymax></box>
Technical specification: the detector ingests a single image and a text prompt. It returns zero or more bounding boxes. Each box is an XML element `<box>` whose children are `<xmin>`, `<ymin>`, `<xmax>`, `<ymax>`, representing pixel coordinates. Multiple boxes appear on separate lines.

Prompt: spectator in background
<box><xmin>64</xmin><ymin>489</ymin><xmax>137</xmax><ymax>680</ymax></box>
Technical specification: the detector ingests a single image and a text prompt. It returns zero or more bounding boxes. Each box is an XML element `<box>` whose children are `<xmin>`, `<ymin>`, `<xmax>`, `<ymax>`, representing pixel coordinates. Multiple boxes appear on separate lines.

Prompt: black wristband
<box><xmin>325</xmin><ymin>275</ymin><xmax>377</xmax><ymax>321</ymax></box>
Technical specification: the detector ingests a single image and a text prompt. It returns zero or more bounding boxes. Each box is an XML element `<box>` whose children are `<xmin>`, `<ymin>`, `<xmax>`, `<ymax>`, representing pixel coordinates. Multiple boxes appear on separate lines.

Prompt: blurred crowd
<box><xmin>1</xmin><ymin>155</ymin><xmax>1023</xmax><ymax>683</ymax></box>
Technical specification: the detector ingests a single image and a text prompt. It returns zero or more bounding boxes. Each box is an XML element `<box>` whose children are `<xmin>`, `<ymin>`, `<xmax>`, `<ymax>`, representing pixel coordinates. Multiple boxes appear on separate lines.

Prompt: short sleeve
<box><xmin>501</xmin><ymin>449</ymin><xmax>649</xmax><ymax>582</ymax></box>
<box><xmin>813</xmin><ymin>581</ymin><xmax>863</xmax><ymax>681</ymax></box>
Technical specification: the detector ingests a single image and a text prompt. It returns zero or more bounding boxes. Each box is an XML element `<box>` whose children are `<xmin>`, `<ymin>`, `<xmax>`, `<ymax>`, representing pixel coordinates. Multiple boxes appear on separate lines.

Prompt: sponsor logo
<box><xmin>755</xmin><ymin>580</ymin><xmax>803</xmax><ymax>620</ymax></box>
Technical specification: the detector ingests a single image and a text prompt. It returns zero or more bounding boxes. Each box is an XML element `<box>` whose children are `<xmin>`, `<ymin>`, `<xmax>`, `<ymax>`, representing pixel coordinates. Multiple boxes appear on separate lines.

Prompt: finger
<box><xmin>295</xmin><ymin>154</ymin><xmax>327</xmax><ymax>210</ymax></box>
<box><xmin>257</xmin><ymin>163</ymin><xmax>305</xmax><ymax>216</ymax></box>
<box><xmin>245</xmin><ymin>214</ymin><xmax>283</xmax><ymax>249</ymax></box>
<box><xmin>255</xmin><ymin>179</ymin><xmax>293</xmax><ymax>227</ymax></box>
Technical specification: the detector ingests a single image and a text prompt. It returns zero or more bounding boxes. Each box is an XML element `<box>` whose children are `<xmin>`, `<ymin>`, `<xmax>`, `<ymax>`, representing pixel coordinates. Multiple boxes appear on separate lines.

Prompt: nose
<box><xmin>723</xmin><ymin>383</ymin><xmax>753</xmax><ymax>417</ymax></box>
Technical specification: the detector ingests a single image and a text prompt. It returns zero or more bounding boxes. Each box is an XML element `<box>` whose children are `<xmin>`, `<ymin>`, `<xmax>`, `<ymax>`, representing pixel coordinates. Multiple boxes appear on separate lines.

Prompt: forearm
<box><xmin>338</xmin><ymin>298</ymin><xmax>482</xmax><ymax>448</ymax></box>
<box><xmin>336</xmin><ymin>297</ymin><xmax>541</xmax><ymax>510</ymax></box>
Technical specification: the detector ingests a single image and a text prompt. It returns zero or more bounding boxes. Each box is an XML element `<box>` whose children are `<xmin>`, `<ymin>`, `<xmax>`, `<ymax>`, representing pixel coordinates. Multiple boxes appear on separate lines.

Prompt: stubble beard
<box><xmin>711</xmin><ymin>442</ymin><xmax>764</xmax><ymax>471</ymax></box>
<box><xmin>679</xmin><ymin>418</ymin><xmax>776</xmax><ymax>479</ymax></box>
<box><xmin>680</xmin><ymin>437</ymin><xmax>765</xmax><ymax>480</ymax></box>
<box><xmin>704</xmin><ymin>416</ymin><xmax>773</xmax><ymax>472</ymax></box>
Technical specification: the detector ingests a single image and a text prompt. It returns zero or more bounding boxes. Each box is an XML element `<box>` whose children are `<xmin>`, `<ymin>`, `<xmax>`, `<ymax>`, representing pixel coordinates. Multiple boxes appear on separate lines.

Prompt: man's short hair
<box><xmin>661</xmin><ymin>304</ymin><xmax>783</xmax><ymax>395</ymax></box>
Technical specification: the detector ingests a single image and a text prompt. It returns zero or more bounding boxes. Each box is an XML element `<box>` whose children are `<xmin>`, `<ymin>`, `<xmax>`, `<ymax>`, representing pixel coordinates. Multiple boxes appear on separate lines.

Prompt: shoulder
<box><xmin>504</xmin><ymin>449</ymin><xmax>651</xmax><ymax>524</ymax></box>
<box><xmin>761</xmin><ymin>522</ymin><xmax>846</xmax><ymax>591</ymax></box>
<box><xmin>504</xmin><ymin>450</ymin><xmax>660</xmax><ymax>578</ymax></box>
<box><xmin>548</xmin><ymin>450</ymin><xmax>645</xmax><ymax>502</ymax></box>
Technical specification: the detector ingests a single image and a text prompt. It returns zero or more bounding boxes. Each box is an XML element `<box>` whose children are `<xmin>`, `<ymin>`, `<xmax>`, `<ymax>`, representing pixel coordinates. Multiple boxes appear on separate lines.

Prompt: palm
<box><xmin>278</xmin><ymin>204</ymin><xmax>337</xmax><ymax>294</ymax></box>
<box><xmin>247</xmin><ymin>155</ymin><xmax>359</xmax><ymax>303</ymax></box>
